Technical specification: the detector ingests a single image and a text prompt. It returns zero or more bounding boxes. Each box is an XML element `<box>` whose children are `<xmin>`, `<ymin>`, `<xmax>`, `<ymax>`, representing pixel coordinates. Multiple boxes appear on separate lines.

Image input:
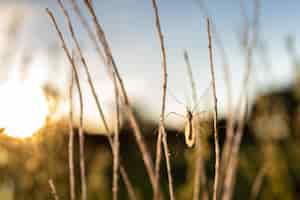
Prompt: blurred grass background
<box><xmin>1</xmin><ymin>1</ymin><xmax>300</xmax><ymax>199</ymax></box>
<box><xmin>1</xmin><ymin>81</ymin><xmax>300</xmax><ymax>199</ymax></box>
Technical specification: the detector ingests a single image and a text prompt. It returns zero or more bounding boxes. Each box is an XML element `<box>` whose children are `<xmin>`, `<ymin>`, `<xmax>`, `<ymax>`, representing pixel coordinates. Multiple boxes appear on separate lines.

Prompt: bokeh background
<box><xmin>0</xmin><ymin>0</ymin><xmax>300</xmax><ymax>199</ymax></box>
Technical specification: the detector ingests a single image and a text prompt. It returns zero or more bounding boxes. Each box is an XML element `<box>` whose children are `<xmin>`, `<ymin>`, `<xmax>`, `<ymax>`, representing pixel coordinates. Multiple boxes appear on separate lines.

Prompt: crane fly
<box><xmin>185</xmin><ymin>109</ymin><xmax>197</xmax><ymax>147</ymax></box>
<box><xmin>167</xmin><ymin>85</ymin><xmax>213</xmax><ymax>148</ymax></box>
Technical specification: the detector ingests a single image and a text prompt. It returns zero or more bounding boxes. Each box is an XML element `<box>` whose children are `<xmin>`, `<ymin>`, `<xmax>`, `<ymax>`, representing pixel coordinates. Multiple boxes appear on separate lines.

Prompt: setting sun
<box><xmin>0</xmin><ymin>81</ymin><xmax>49</xmax><ymax>138</ymax></box>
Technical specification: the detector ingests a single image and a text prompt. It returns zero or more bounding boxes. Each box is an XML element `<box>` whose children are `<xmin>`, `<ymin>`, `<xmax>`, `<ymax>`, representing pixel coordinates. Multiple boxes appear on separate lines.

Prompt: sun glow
<box><xmin>0</xmin><ymin>81</ymin><xmax>49</xmax><ymax>138</ymax></box>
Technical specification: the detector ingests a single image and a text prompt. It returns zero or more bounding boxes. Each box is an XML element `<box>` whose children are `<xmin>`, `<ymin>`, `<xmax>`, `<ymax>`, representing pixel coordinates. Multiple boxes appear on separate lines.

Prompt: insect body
<box><xmin>168</xmin><ymin>107</ymin><xmax>204</xmax><ymax>148</ymax></box>
<box><xmin>185</xmin><ymin>110</ymin><xmax>196</xmax><ymax>148</ymax></box>
<box><xmin>168</xmin><ymin>85</ymin><xmax>212</xmax><ymax>148</ymax></box>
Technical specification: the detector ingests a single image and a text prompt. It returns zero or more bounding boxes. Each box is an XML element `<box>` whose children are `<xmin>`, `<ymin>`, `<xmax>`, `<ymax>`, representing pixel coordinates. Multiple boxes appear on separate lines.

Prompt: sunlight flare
<box><xmin>0</xmin><ymin>81</ymin><xmax>49</xmax><ymax>138</ymax></box>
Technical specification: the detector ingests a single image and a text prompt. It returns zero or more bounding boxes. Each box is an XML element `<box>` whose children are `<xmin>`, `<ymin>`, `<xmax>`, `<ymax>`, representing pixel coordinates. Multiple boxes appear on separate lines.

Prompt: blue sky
<box><xmin>0</xmin><ymin>0</ymin><xmax>299</xmax><ymax>132</ymax></box>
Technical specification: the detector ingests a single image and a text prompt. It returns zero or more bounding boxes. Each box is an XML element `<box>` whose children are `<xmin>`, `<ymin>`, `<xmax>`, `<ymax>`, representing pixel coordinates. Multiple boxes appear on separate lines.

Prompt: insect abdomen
<box><xmin>185</xmin><ymin>117</ymin><xmax>196</xmax><ymax>148</ymax></box>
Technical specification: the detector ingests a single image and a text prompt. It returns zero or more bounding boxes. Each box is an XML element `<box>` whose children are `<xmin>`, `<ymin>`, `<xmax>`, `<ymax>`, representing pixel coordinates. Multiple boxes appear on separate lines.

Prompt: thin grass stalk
<box><xmin>150</xmin><ymin>0</ymin><xmax>175</xmax><ymax>199</ymax></box>
<box><xmin>162</xmin><ymin>127</ymin><xmax>174</xmax><ymax>200</ymax></box>
<box><xmin>83</xmin><ymin>0</ymin><xmax>129</xmax><ymax>105</ymax></box>
<box><xmin>154</xmin><ymin>128</ymin><xmax>162</xmax><ymax>200</ymax></box>
<box><xmin>56</xmin><ymin>0</ymin><xmax>109</xmax><ymax>135</ymax></box>
<box><xmin>83</xmin><ymin>0</ymin><xmax>157</xmax><ymax>191</ymax></box>
<box><xmin>46</xmin><ymin>9</ymin><xmax>87</xmax><ymax>200</ymax></box>
<box><xmin>222</xmin><ymin>54</ymin><xmax>251</xmax><ymax>200</ymax></box>
<box><xmin>120</xmin><ymin>166</ymin><xmax>138</xmax><ymax>200</ymax></box>
<box><xmin>76</xmin><ymin>55</ymin><xmax>87</xmax><ymax>200</ymax></box>
<box><xmin>70</xmin><ymin>0</ymin><xmax>116</xmax><ymax>86</ymax></box>
<box><xmin>73</xmin><ymin>46</ymin><xmax>87</xmax><ymax>200</ymax></box>
<box><xmin>112</xmin><ymin>62</ymin><xmax>121</xmax><ymax>200</ymax></box>
<box><xmin>223</xmin><ymin>0</ymin><xmax>256</xmax><ymax>179</ymax></box>
<box><xmin>219</xmin><ymin>7</ymin><xmax>249</xmax><ymax>195</ymax></box>
<box><xmin>56</xmin><ymin>2</ymin><xmax>133</xmax><ymax>199</ymax></box>
<box><xmin>222</xmin><ymin>2</ymin><xmax>260</xmax><ymax>199</ymax></box>
<box><xmin>58</xmin><ymin>2</ymin><xmax>137</xmax><ymax>199</ymax></box>
<box><xmin>220</xmin><ymin>2</ymin><xmax>253</xmax><ymax>195</ymax></box>
<box><xmin>222</xmin><ymin>80</ymin><xmax>251</xmax><ymax>200</ymax></box>
<box><xmin>239</xmin><ymin>0</ymin><xmax>250</xmax><ymax>48</ymax></box>
<box><xmin>184</xmin><ymin>51</ymin><xmax>197</xmax><ymax>200</ymax></box>
<box><xmin>199</xmin><ymin>164</ymin><xmax>209</xmax><ymax>200</ymax></box>
<box><xmin>184</xmin><ymin>51</ymin><xmax>199</xmax><ymax>200</ymax></box>
<box><xmin>71</xmin><ymin>0</ymin><xmax>117</xmax><ymax>92</ymax></box>
<box><xmin>196</xmin><ymin>3</ymin><xmax>234</xmax><ymax>192</ymax></box>
<box><xmin>68</xmin><ymin>64</ymin><xmax>76</xmax><ymax>200</ymax></box>
<box><xmin>222</xmin><ymin>98</ymin><xmax>247</xmax><ymax>200</ymax></box>
<box><xmin>70</xmin><ymin>0</ymin><xmax>119</xmax><ymax>125</ymax></box>
<box><xmin>206</xmin><ymin>18</ymin><xmax>220</xmax><ymax>200</ymax></box>
<box><xmin>59</xmin><ymin>0</ymin><xmax>108</xmax><ymax>146</ymax></box>
<box><xmin>70</xmin><ymin>0</ymin><xmax>114</xmax><ymax>82</ymax></box>
<box><xmin>49</xmin><ymin>179</ymin><xmax>59</xmax><ymax>200</ymax></box>
<box><xmin>69</xmin><ymin>0</ymin><xmax>105</xmax><ymax>62</ymax></box>
<box><xmin>184</xmin><ymin>51</ymin><xmax>197</xmax><ymax>105</ymax></box>
<box><xmin>196</xmin><ymin>2</ymin><xmax>232</xmax><ymax>110</ymax></box>
<box><xmin>69</xmin><ymin>0</ymin><xmax>109</xmax><ymax>133</ymax></box>
<box><xmin>250</xmin><ymin>165</ymin><xmax>267</xmax><ymax>200</ymax></box>
<box><xmin>184</xmin><ymin>50</ymin><xmax>209</xmax><ymax>200</ymax></box>
<box><xmin>68</xmin><ymin>0</ymin><xmax>123</xmax><ymax>140</ymax></box>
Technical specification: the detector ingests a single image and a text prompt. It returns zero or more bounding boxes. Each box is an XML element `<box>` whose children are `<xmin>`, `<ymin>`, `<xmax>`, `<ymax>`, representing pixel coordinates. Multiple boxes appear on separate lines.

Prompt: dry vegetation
<box><xmin>1</xmin><ymin>0</ymin><xmax>300</xmax><ymax>200</ymax></box>
<box><xmin>45</xmin><ymin>0</ymin><xmax>259</xmax><ymax>199</ymax></box>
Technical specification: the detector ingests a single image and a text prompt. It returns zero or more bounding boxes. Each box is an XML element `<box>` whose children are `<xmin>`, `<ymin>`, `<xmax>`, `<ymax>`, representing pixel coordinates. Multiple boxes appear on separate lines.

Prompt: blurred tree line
<box><xmin>1</xmin><ymin>80</ymin><xmax>300</xmax><ymax>200</ymax></box>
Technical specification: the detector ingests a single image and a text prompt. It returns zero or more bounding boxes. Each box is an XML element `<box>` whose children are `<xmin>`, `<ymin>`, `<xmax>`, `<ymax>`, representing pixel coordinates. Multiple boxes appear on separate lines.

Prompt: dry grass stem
<box><xmin>69</xmin><ymin>0</ymin><xmax>106</xmax><ymax>62</ymax></box>
<box><xmin>154</xmin><ymin>126</ymin><xmax>162</xmax><ymax>200</ymax></box>
<box><xmin>184</xmin><ymin>51</ymin><xmax>199</xmax><ymax>200</ymax></box>
<box><xmin>46</xmin><ymin>9</ymin><xmax>87</xmax><ymax>200</ymax></box>
<box><xmin>68</xmin><ymin>64</ymin><xmax>76</xmax><ymax>200</ymax></box>
<box><xmin>222</xmin><ymin>2</ymin><xmax>260</xmax><ymax>199</ymax></box>
<box><xmin>54</xmin><ymin>2</ymin><xmax>137</xmax><ymax>199</ymax></box>
<box><xmin>206</xmin><ymin>18</ymin><xmax>220</xmax><ymax>200</ymax></box>
<box><xmin>184</xmin><ymin>51</ymin><xmax>198</xmax><ymax>105</ymax></box>
<box><xmin>74</xmin><ymin>51</ymin><xmax>87</xmax><ymax>200</ymax></box>
<box><xmin>222</xmin><ymin>99</ymin><xmax>247</xmax><ymax>200</ymax></box>
<box><xmin>83</xmin><ymin>0</ymin><xmax>157</xmax><ymax>192</ymax></box>
<box><xmin>112</xmin><ymin>62</ymin><xmax>121</xmax><ymax>200</ymax></box>
<box><xmin>162</xmin><ymin>127</ymin><xmax>174</xmax><ymax>200</ymax></box>
<box><xmin>150</xmin><ymin>0</ymin><xmax>175</xmax><ymax>199</ymax></box>
<box><xmin>120</xmin><ymin>167</ymin><xmax>138</xmax><ymax>200</ymax></box>
<box><xmin>196</xmin><ymin>2</ymin><xmax>234</xmax><ymax>192</ymax></box>
<box><xmin>49</xmin><ymin>179</ymin><xmax>59</xmax><ymax>200</ymax></box>
<box><xmin>250</xmin><ymin>165</ymin><xmax>267</xmax><ymax>200</ymax></box>
<box><xmin>183</xmin><ymin>50</ymin><xmax>208</xmax><ymax>200</ymax></box>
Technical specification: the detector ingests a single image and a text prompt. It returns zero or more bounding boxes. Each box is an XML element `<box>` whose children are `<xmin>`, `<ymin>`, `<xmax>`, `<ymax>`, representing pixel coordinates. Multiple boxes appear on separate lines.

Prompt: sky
<box><xmin>0</xmin><ymin>0</ymin><xmax>299</xmax><ymax>133</ymax></box>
